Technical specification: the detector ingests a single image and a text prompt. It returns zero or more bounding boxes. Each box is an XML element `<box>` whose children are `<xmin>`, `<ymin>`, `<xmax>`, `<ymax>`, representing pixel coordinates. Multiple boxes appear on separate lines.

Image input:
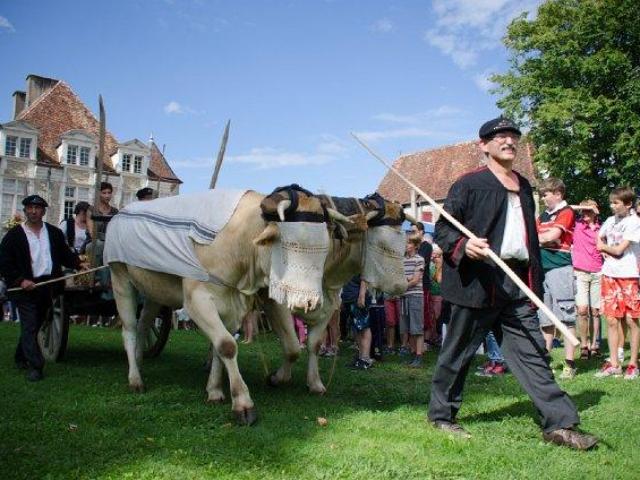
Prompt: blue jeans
<box><xmin>485</xmin><ymin>331</ymin><xmax>504</xmax><ymax>363</ymax></box>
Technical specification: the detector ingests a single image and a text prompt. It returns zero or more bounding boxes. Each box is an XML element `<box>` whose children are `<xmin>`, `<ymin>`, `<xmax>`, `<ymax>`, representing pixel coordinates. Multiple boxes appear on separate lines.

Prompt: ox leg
<box><xmin>183</xmin><ymin>280</ymin><xmax>257</xmax><ymax>426</ymax></box>
<box><xmin>137</xmin><ymin>300</ymin><xmax>163</xmax><ymax>363</ymax></box>
<box><xmin>263</xmin><ymin>301</ymin><xmax>300</xmax><ymax>386</ymax></box>
<box><xmin>306</xmin><ymin>316</ymin><xmax>333</xmax><ymax>395</ymax></box>
<box><xmin>205</xmin><ymin>350</ymin><xmax>226</xmax><ymax>403</ymax></box>
<box><xmin>110</xmin><ymin>264</ymin><xmax>145</xmax><ymax>393</ymax></box>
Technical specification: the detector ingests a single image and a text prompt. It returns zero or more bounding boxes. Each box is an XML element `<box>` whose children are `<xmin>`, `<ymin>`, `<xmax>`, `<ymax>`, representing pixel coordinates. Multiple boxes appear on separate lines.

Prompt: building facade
<box><xmin>0</xmin><ymin>74</ymin><xmax>182</xmax><ymax>235</ymax></box>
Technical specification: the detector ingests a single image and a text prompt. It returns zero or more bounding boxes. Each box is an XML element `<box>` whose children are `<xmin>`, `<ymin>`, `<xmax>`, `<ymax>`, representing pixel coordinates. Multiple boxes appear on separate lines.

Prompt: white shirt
<box><xmin>500</xmin><ymin>192</ymin><xmax>529</xmax><ymax>261</ymax></box>
<box><xmin>22</xmin><ymin>223</ymin><xmax>53</xmax><ymax>277</ymax></box>
<box><xmin>600</xmin><ymin>212</ymin><xmax>640</xmax><ymax>278</ymax></box>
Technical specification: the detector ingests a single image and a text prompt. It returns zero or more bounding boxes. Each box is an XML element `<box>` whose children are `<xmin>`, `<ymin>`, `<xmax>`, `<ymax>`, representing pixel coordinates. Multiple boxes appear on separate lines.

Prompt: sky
<box><xmin>0</xmin><ymin>0</ymin><xmax>542</xmax><ymax>197</ymax></box>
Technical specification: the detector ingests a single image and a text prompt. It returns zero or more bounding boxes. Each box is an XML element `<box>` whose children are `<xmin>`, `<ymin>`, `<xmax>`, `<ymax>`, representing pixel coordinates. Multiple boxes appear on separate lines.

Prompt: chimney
<box><xmin>12</xmin><ymin>91</ymin><xmax>26</xmax><ymax>119</ymax></box>
<box><xmin>25</xmin><ymin>74</ymin><xmax>58</xmax><ymax>107</ymax></box>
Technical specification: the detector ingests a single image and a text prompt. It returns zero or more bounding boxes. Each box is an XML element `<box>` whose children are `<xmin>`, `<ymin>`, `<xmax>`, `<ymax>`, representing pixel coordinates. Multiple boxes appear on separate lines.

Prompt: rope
<box><xmin>7</xmin><ymin>266</ymin><xmax>109</xmax><ymax>292</ymax></box>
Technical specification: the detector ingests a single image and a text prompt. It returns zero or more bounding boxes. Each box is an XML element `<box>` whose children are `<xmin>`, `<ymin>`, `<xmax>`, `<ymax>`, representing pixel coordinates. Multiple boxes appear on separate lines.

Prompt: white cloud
<box><xmin>473</xmin><ymin>70</ymin><xmax>497</xmax><ymax>92</ymax></box>
<box><xmin>373</xmin><ymin>105</ymin><xmax>463</xmax><ymax>124</ymax></box>
<box><xmin>228</xmin><ymin>147</ymin><xmax>335</xmax><ymax>170</ymax></box>
<box><xmin>371</xmin><ymin>18</ymin><xmax>394</xmax><ymax>33</ymax></box>
<box><xmin>425</xmin><ymin>0</ymin><xmax>542</xmax><ymax>69</ymax></box>
<box><xmin>0</xmin><ymin>16</ymin><xmax>15</xmax><ymax>32</ymax></box>
<box><xmin>171</xmin><ymin>157</ymin><xmax>213</xmax><ymax>169</ymax></box>
<box><xmin>353</xmin><ymin>127</ymin><xmax>442</xmax><ymax>143</ymax></box>
<box><xmin>163</xmin><ymin>100</ymin><xmax>198</xmax><ymax>115</ymax></box>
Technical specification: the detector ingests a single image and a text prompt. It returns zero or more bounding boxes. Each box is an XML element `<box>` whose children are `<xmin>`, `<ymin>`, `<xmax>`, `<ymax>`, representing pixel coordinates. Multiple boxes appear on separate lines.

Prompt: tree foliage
<box><xmin>492</xmin><ymin>0</ymin><xmax>640</xmax><ymax>207</ymax></box>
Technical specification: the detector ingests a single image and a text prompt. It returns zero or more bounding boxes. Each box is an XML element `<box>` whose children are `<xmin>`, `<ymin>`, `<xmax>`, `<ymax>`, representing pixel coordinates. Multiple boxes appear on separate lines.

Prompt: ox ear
<box><xmin>253</xmin><ymin>223</ymin><xmax>280</xmax><ymax>246</ymax></box>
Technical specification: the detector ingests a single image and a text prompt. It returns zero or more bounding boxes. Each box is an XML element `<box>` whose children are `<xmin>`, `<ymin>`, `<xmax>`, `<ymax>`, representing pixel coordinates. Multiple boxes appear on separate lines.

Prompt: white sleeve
<box><xmin>623</xmin><ymin>217</ymin><xmax>640</xmax><ymax>242</ymax></box>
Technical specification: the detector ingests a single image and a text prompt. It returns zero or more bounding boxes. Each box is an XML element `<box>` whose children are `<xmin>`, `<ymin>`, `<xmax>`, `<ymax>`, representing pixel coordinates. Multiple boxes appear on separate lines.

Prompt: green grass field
<box><xmin>0</xmin><ymin>322</ymin><xmax>636</xmax><ymax>479</ymax></box>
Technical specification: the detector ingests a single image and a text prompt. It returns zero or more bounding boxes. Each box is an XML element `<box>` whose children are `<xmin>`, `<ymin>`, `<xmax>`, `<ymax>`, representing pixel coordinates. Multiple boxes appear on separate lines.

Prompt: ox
<box><xmin>210</xmin><ymin>193</ymin><xmax>410</xmax><ymax>395</ymax></box>
<box><xmin>105</xmin><ymin>186</ymin><xmax>332</xmax><ymax>425</ymax></box>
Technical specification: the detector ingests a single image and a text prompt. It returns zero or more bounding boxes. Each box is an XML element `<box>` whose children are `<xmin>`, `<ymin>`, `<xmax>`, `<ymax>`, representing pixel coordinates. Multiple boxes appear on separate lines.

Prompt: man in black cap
<box><xmin>136</xmin><ymin>187</ymin><xmax>154</xmax><ymax>201</ymax></box>
<box><xmin>0</xmin><ymin>195</ymin><xmax>85</xmax><ymax>381</ymax></box>
<box><xmin>427</xmin><ymin>116</ymin><xmax>598</xmax><ymax>449</ymax></box>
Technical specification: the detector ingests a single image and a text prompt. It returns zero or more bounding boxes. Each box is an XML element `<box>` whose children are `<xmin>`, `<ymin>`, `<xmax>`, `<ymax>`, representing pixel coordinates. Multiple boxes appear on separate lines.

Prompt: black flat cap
<box><xmin>22</xmin><ymin>194</ymin><xmax>48</xmax><ymax>208</ymax></box>
<box><xmin>479</xmin><ymin>116</ymin><xmax>521</xmax><ymax>139</ymax></box>
<box><xmin>136</xmin><ymin>187</ymin><xmax>154</xmax><ymax>200</ymax></box>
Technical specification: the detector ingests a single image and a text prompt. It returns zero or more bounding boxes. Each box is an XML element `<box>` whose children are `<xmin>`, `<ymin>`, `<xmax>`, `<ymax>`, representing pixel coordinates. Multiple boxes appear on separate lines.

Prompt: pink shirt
<box><xmin>572</xmin><ymin>220</ymin><xmax>603</xmax><ymax>273</ymax></box>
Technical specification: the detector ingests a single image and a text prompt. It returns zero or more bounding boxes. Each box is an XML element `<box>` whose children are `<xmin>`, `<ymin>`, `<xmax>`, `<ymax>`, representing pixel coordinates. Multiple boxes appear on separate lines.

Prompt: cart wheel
<box><xmin>38</xmin><ymin>295</ymin><xmax>69</xmax><ymax>362</ymax></box>
<box><xmin>143</xmin><ymin>307</ymin><xmax>172</xmax><ymax>358</ymax></box>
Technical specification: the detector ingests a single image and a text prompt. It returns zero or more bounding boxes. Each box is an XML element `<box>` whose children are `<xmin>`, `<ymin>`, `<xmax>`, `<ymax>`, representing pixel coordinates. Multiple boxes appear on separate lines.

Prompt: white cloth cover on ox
<box><xmin>361</xmin><ymin>226</ymin><xmax>406</xmax><ymax>291</ymax></box>
<box><xmin>104</xmin><ymin>189</ymin><xmax>247</xmax><ymax>281</ymax></box>
<box><xmin>269</xmin><ymin>222</ymin><xmax>330</xmax><ymax>312</ymax></box>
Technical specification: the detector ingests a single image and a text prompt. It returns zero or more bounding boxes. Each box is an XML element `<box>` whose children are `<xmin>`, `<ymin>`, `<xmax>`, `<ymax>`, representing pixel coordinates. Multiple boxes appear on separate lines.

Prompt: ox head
<box><xmin>255</xmin><ymin>184</ymin><xmax>330</xmax><ymax>312</ymax></box>
<box><xmin>358</xmin><ymin>193</ymin><xmax>408</xmax><ymax>296</ymax></box>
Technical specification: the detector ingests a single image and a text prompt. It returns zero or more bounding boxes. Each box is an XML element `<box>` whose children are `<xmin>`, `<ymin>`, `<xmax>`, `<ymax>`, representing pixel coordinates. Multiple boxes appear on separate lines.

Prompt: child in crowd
<box><xmin>572</xmin><ymin>200</ymin><xmax>603</xmax><ymax>358</ymax></box>
<box><xmin>319</xmin><ymin>308</ymin><xmax>340</xmax><ymax>357</ymax></box>
<box><xmin>536</xmin><ymin>177</ymin><xmax>578</xmax><ymax>378</ymax></box>
<box><xmin>426</xmin><ymin>246</ymin><xmax>443</xmax><ymax>350</ymax></box>
<box><xmin>341</xmin><ymin>275</ymin><xmax>373</xmax><ymax>370</ymax></box>
<box><xmin>401</xmin><ymin>234</ymin><xmax>425</xmax><ymax>368</ymax></box>
<box><xmin>383</xmin><ymin>295</ymin><xmax>402</xmax><ymax>355</ymax></box>
<box><xmin>595</xmin><ymin>187</ymin><xmax>640</xmax><ymax>379</ymax></box>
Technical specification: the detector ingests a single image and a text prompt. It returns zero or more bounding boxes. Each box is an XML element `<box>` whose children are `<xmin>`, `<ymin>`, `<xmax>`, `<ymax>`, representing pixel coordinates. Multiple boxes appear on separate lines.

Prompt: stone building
<box><xmin>0</xmin><ymin>74</ymin><xmax>181</xmax><ymax>235</ymax></box>
<box><xmin>377</xmin><ymin>140</ymin><xmax>536</xmax><ymax>224</ymax></box>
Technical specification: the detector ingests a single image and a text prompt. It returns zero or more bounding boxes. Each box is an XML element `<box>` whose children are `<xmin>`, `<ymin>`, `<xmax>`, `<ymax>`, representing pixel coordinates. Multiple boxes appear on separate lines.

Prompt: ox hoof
<box><xmin>234</xmin><ymin>408</ymin><xmax>258</xmax><ymax>426</ymax></box>
<box><xmin>206</xmin><ymin>394</ymin><xmax>226</xmax><ymax>404</ymax></box>
<box><xmin>308</xmin><ymin>385</ymin><xmax>327</xmax><ymax>396</ymax></box>
<box><xmin>267</xmin><ymin>371</ymin><xmax>287</xmax><ymax>387</ymax></box>
<box><xmin>129</xmin><ymin>384</ymin><xmax>146</xmax><ymax>394</ymax></box>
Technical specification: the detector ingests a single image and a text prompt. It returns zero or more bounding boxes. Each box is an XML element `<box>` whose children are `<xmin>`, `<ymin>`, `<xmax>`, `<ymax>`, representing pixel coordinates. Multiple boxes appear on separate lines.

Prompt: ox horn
<box><xmin>327</xmin><ymin>208</ymin><xmax>355</xmax><ymax>224</ymax></box>
<box><xmin>277</xmin><ymin>200</ymin><xmax>292</xmax><ymax>221</ymax></box>
<box><xmin>365</xmin><ymin>210</ymin><xmax>378</xmax><ymax>221</ymax></box>
<box><xmin>404</xmin><ymin>212</ymin><xmax>418</xmax><ymax>225</ymax></box>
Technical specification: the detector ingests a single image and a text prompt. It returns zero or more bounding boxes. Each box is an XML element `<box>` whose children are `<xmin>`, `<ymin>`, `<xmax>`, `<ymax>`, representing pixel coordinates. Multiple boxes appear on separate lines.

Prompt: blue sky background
<box><xmin>0</xmin><ymin>0</ymin><xmax>541</xmax><ymax>197</ymax></box>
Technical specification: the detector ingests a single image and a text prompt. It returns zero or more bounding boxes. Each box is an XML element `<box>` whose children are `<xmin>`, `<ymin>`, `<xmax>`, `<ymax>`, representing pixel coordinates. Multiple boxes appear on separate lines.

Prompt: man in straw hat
<box><xmin>426</xmin><ymin>116</ymin><xmax>597</xmax><ymax>449</ymax></box>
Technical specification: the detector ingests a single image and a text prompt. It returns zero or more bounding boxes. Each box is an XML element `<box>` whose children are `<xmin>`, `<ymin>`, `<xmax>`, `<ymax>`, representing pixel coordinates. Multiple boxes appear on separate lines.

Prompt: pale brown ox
<box><xmin>107</xmin><ymin>188</ymin><xmax>329</xmax><ymax>425</ymax></box>
<box><xmin>208</xmin><ymin>194</ymin><xmax>410</xmax><ymax>395</ymax></box>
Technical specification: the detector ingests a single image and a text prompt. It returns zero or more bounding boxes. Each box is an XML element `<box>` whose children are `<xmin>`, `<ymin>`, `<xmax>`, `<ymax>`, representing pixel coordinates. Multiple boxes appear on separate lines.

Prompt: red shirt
<box><xmin>536</xmin><ymin>202</ymin><xmax>575</xmax><ymax>253</ymax></box>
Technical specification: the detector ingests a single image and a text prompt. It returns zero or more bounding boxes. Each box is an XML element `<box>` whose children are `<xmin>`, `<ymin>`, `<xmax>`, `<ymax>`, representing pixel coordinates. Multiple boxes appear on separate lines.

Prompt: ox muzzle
<box><xmin>361</xmin><ymin>226</ymin><xmax>407</xmax><ymax>296</ymax></box>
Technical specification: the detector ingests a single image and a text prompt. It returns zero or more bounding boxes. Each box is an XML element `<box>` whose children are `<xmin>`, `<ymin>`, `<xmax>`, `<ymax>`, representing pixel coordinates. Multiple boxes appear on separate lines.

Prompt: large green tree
<box><xmin>493</xmin><ymin>0</ymin><xmax>640</xmax><ymax>207</ymax></box>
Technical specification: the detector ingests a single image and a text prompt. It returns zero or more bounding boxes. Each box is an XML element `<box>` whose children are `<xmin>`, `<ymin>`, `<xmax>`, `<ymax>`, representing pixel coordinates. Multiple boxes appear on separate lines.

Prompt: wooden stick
<box><xmin>209</xmin><ymin>119</ymin><xmax>231</xmax><ymax>189</ymax></box>
<box><xmin>351</xmin><ymin>132</ymin><xmax>580</xmax><ymax>347</ymax></box>
<box><xmin>7</xmin><ymin>266</ymin><xmax>109</xmax><ymax>292</ymax></box>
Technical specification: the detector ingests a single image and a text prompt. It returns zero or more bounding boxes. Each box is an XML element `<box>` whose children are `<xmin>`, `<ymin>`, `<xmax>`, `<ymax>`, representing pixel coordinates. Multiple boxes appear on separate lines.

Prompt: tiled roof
<box><xmin>17</xmin><ymin>81</ymin><xmax>119</xmax><ymax>173</ymax></box>
<box><xmin>377</xmin><ymin>140</ymin><xmax>536</xmax><ymax>205</ymax></box>
<box><xmin>148</xmin><ymin>141</ymin><xmax>182</xmax><ymax>183</ymax></box>
<box><xmin>14</xmin><ymin>79</ymin><xmax>181</xmax><ymax>183</ymax></box>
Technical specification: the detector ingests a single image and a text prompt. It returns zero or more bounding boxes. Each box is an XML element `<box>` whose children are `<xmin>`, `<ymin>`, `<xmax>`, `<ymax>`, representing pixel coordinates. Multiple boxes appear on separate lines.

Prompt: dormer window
<box><xmin>19</xmin><ymin>138</ymin><xmax>31</xmax><ymax>158</ymax></box>
<box><xmin>79</xmin><ymin>146</ymin><xmax>90</xmax><ymax>166</ymax></box>
<box><xmin>0</xmin><ymin>120</ymin><xmax>38</xmax><ymax>160</ymax></box>
<box><xmin>133</xmin><ymin>155</ymin><xmax>143</xmax><ymax>174</ymax></box>
<box><xmin>122</xmin><ymin>154</ymin><xmax>131</xmax><ymax>172</ymax></box>
<box><xmin>66</xmin><ymin>145</ymin><xmax>78</xmax><ymax>164</ymax></box>
<box><xmin>58</xmin><ymin>130</ymin><xmax>97</xmax><ymax>168</ymax></box>
<box><xmin>5</xmin><ymin>135</ymin><xmax>17</xmax><ymax>156</ymax></box>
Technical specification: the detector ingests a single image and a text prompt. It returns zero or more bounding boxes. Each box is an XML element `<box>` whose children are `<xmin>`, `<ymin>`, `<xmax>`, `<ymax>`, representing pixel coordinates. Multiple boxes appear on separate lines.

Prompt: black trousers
<box><xmin>14</xmin><ymin>285</ymin><xmax>53</xmax><ymax>371</ymax></box>
<box><xmin>427</xmin><ymin>300</ymin><xmax>580</xmax><ymax>433</ymax></box>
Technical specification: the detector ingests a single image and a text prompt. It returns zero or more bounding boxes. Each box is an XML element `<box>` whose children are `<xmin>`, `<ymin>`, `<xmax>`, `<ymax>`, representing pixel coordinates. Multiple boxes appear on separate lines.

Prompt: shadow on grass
<box><xmin>461</xmin><ymin>389</ymin><xmax>606</xmax><ymax>426</ymax></box>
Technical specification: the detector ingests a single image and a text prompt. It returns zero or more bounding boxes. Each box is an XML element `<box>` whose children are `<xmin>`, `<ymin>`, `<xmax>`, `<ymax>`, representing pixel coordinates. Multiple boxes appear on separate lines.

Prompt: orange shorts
<box><xmin>601</xmin><ymin>276</ymin><xmax>640</xmax><ymax>319</ymax></box>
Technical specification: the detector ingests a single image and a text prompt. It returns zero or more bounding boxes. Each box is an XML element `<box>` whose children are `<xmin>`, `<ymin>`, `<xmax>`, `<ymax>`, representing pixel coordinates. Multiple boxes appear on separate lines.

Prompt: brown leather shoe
<box><xmin>429</xmin><ymin>420</ymin><xmax>471</xmax><ymax>439</ymax></box>
<box><xmin>542</xmin><ymin>428</ymin><xmax>598</xmax><ymax>450</ymax></box>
